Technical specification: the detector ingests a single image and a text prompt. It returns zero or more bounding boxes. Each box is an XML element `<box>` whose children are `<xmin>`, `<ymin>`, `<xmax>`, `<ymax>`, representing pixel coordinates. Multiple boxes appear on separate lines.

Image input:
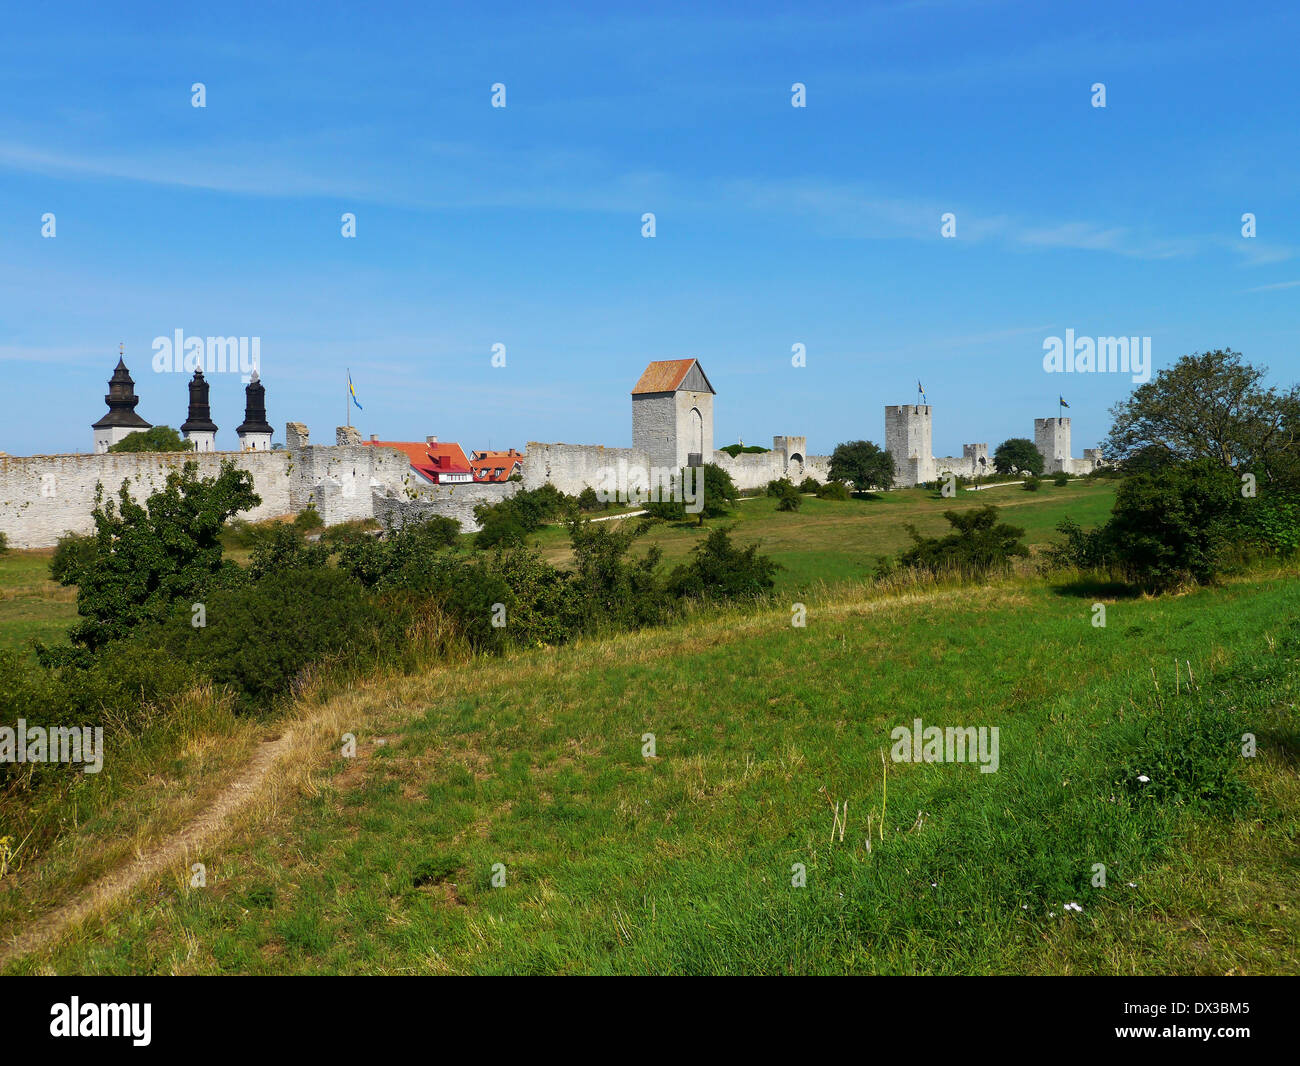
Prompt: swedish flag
<box><xmin>349</xmin><ymin>371</ymin><xmax>363</xmax><ymax>411</ymax></box>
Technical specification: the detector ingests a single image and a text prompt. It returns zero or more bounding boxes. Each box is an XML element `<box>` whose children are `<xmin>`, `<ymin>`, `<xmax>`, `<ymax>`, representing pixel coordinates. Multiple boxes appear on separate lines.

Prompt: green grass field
<box><xmin>533</xmin><ymin>480</ymin><xmax>1119</xmax><ymax>591</ymax></box>
<box><xmin>4</xmin><ymin>478</ymin><xmax>1297</xmax><ymax>975</ymax></box>
<box><xmin>0</xmin><ymin>550</ymin><xmax>75</xmax><ymax>656</ymax></box>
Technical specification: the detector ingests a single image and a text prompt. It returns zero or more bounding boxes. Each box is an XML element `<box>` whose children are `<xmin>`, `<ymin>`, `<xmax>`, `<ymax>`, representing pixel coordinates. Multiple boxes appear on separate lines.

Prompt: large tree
<box><xmin>993</xmin><ymin>438</ymin><xmax>1044</xmax><ymax>477</ymax></box>
<box><xmin>1105</xmin><ymin>349</ymin><xmax>1300</xmax><ymax>481</ymax></box>
<box><xmin>828</xmin><ymin>440</ymin><xmax>895</xmax><ymax>492</ymax></box>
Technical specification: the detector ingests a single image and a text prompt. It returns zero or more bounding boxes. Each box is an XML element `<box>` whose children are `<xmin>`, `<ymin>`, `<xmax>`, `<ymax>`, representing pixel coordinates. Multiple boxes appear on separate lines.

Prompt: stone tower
<box><xmin>631</xmin><ymin>359</ymin><xmax>715</xmax><ymax>470</ymax></box>
<box><xmin>180</xmin><ymin>369</ymin><xmax>219</xmax><ymax>452</ymax></box>
<box><xmin>773</xmin><ymin>435</ymin><xmax>808</xmax><ymax>478</ymax></box>
<box><xmin>1034</xmin><ymin>417</ymin><xmax>1071</xmax><ymax>473</ymax></box>
<box><xmin>91</xmin><ymin>349</ymin><xmax>152</xmax><ymax>453</ymax></box>
<box><xmin>884</xmin><ymin>404</ymin><xmax>934</xmax><ymax>486</ymax></box>
<box><xmin>236</xmin><ymin>371</ymin><xmax>273</xmax><ymax>451</ymax></box>
<box><xmin>962</xmin><ymin>442</ymin><xmax>990</xmax><ymax>473</ymax></box>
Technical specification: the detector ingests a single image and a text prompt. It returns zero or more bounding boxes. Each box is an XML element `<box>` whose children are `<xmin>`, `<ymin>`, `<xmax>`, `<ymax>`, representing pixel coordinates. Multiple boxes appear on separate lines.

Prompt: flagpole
<box><xmin>347</xmin><ymin>368</ymin><xmax>351</xmax><ymax>428</ymax></box>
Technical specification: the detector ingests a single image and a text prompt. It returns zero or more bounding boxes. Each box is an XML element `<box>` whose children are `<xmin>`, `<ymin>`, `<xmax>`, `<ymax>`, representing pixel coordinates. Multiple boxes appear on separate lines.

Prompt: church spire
<box><xmin>235</xmin><ymin>370</ymin><xmax>273</xmax><ymax>450</ymax></box>
<box><xmin>92</xmin><ymin>346</ymin><xmax>152</xmax><ymax>452</ymax></box>
<box><xmin>180</xmin><ymin>368</ymin><xmax>219</xmax><ymax>451</ymax></box>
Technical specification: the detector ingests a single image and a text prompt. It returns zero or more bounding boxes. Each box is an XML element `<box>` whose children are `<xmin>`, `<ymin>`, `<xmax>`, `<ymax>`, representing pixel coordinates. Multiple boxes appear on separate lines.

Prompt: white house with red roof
<box><xmin>362</xmin><ymin>435</ymin><xmax>473</xmax><ymax>485</ymax></box>
<box><xmin>470</xmin><ymin>448</ymin><xmax>524</xmax><ymax>483</ymax></box>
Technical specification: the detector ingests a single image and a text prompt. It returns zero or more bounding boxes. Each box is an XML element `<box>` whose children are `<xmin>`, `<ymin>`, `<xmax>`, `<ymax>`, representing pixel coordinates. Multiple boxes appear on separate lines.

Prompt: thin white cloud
<box><xmin>1243</xmin><ymin>279</ymin><xmax>1300</xmax><ymax>293</ymax></box>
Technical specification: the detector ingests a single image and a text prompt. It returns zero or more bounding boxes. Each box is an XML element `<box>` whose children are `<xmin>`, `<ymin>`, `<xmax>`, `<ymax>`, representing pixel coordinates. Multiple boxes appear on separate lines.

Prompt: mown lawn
<box><xmin>12</xmin><ymin>564</ymin><xmax>1295</xmax><ymax>975</ymax></box>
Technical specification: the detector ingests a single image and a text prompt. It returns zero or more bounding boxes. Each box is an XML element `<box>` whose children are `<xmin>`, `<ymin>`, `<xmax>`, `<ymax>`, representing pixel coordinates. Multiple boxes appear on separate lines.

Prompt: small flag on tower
<box><xmin>1059</xmin><ymin>396</ymin><xmax>1070</xmax><ymax>409</ymax></box>
<box><xmin>349</xmin><ymin>371</ymin><xmax>363</xmax><ymax>411</ymax></box>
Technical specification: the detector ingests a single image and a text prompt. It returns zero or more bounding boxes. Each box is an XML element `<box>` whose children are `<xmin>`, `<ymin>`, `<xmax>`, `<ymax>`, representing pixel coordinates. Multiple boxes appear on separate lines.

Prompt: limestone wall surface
<box><xmin>372</xmin><ymin>482</ymin><xmax>517</xmax><ymax>533</ymax></box>
<box><xmin>0</xmin><ymin>433</ymin><xmax>420</xmax><ymax>549</ymax></box>
<box><xmin>522</xmin><ymin>442</ymin><xmax>651</xmax><ymax>497</ymax></box>
<box><xmin>0</xmin><ymin>450</ymin><xmax>291</xmax><ymax>549</ymax></box>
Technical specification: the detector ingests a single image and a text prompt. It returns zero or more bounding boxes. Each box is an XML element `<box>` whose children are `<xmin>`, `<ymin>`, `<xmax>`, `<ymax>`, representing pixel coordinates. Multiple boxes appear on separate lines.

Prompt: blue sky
<box><xmin>2</xmin><ymin>0</ymin><xmax>1298</xmax><ymax>458</ymax></box>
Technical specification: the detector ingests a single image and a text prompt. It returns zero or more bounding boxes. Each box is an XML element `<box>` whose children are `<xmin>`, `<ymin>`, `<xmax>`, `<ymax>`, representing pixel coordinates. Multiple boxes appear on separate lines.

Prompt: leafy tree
<box><xmin>775</xmin><ymin>480</ymin><xmax>802</xmax><ymax>511</ymax></box>
<box><xmin>993</xmin><ymin>438</ymin><xmax>1044</xmax><ymax>477</ymax></box>
<box><xmin>898</xmin><ymin>505</ymin><xmax>1029</xmax><ymax>576</ymax></box>
<box><xmin>63</xmin><ymin>461</ymin><xmax>259</xmax><ymax>649</ymax></box>
<box><xmin>1105</xmin><ymin>349</ymin><xmax>1300</xmax><ymax>483</ymax></box>
<box><xmin>816</xmin><ymin>480</ymin><xmax>851</xmax><ymax>501</ymax></box>
<box><xmin>828</xmin><ymin>440</ymin><xmax>895</xmax><ymax>492</ymax></box>
<box><xmin>107</xmin><ymin>425</ymin><xmax>193</xmax><ymax>453</ymax></box>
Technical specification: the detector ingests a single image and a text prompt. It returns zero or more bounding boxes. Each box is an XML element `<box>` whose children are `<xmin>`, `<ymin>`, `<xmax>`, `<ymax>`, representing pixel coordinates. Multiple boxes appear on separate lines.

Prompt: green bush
<box><xmin>0</xmin><ymin>531</ymin><xmax>7</xmax><ymax>555</ymax></box>
<box><xmin>797</xmin><ymin>477</ymin><xmax>821</xmax><ymax>493</ymax></box>
<box><xmin>492</xmin><ymin>546</ymin><xmax>583</xmax><ymax>648</ymax></box>
<box><xmin>576</xmin><ymin>486</ymin><xmax>603</xmax><ymax>512</ymax></box>
<box><xmin>1053</xmin><ymin>472</ymin><xmax>1070</xmax><ymax>486</ymax></box>
<box><xmin>718</xmin><ymin>444</ymin><xmax>768</xmax><ymax>457</ymax></box>
<box><xmin>474</xmin><ymin>507</ymin><xmax>528</xmax><ymax>548</ymax></box>
<box><xmin>473</xmin><ymin>485</ymin><xmax>573</xmax><ymax>547</ymax></box>
<box><xmin>816</xmin><ymin>481</ymin><xmax>851</xmax><ymax>501</ymax></box>
<box><xmin>1238</xmin><ymin>493</ymin><xmax>1300</xmax><ymax>556</ymax></box>
<box><xmin>666</xmin><ymin>527</ymin><xmax>779</xmax><ymax>601</ymax></box>
<box><xmin>898</xmin><ymin>506</ymin><xmax>1028</xmax><ymax>577</ymax></box>
<box><xmin>172</xmin><ymin>567</ymin><xmax>394</xmax><ymax>711</ymax></box>
<box><xmin>293</xmin><ymin>507</ymin><xmax>324</xmax><ymax>532</ymax></box>
<box><xmin>68</xmin><ymin>461</ymin><xmax>259</xmax><ymax>649</ymax></box>
<box><xmin>336</xmin><ymin>517</ymin><xmax>462</xmax><ymax>590</ymax></box>
<box><xmin>1048</xmin><ymin>460</ymin><xmax>1245</xmax><ymax>589</ymax></box>
<box><xmin>566</xmin><ymin>518</ymin><xmax>669</xmax><ymax>630</ymax></box>
<box><xmin>50</xmin><ymin>531</ymin><xmax>98</xmax><ymax>584</ymax></box>
<box><xmin>246</xmin><ymin>524</ymin><xmax>331</xmax><ymax>581</ymax></box>
<box><xmin>1023</xmin><ymin>475</ymin><xmax>1041</xmax><ymax>492</ymax></box>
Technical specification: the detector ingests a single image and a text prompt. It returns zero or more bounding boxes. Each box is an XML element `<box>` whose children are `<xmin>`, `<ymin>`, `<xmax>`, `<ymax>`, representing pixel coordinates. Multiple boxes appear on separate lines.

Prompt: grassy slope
<box><xmin>9</xmin><ymin>565</ymin><xmax>1296</xmax><ymax>975</ymax></box>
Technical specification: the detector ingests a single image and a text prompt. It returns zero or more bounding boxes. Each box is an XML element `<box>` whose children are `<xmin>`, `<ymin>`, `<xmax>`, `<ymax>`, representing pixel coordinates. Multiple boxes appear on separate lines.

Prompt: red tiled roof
<box><xmin>469</xmin><ymin>449</ymin><xmax>523</xmax><ymax>482</ymax></box>
<box><xmin>631</xmin><ymin>359</ymin><xmax>699</xmax><ymax>395</ymax></box>
<box><xmin>363</xmin><ymin>439</ymin><xmax>471</xmax><ymax>481</ymax></box>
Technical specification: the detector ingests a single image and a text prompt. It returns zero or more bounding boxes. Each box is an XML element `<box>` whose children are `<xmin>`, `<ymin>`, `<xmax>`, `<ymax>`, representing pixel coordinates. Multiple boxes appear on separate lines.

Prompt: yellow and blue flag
<box><xmin>349</xmin><ymin>371</ymin><xmax>363</xmax><ymax>411</ymax></box>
